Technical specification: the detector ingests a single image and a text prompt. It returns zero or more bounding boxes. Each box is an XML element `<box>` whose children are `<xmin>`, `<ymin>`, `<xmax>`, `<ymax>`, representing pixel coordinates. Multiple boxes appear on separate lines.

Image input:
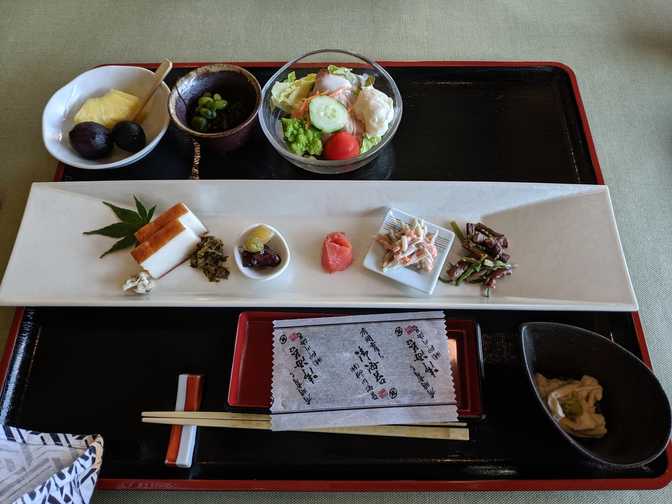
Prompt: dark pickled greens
<box><xmin>190</xmin><ymin>235</ymin><xmax>230</xmax><ymax>282</ymax></box>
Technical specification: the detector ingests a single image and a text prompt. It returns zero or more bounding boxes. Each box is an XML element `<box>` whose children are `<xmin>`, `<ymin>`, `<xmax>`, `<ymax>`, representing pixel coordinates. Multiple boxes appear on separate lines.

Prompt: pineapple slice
<box><xmin>73</xmin><ymin>89</ymin><xmax>140</xmax><ymax>129</ymax></box>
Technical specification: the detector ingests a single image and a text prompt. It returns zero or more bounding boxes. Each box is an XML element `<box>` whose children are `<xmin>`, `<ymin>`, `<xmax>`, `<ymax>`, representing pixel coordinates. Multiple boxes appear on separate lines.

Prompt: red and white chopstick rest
<box><xmin>165</xmin><ymin>374</ymin><xmax>204</xmax><ymax>468</ymax></box>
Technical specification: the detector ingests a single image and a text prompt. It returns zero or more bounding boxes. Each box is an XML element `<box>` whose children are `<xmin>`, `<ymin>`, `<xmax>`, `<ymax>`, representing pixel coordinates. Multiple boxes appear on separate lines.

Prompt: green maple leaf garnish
<box><xmin>83</xmin><ymin>196</ymin><xmax>156</xmax><ymax>258</ymax></box>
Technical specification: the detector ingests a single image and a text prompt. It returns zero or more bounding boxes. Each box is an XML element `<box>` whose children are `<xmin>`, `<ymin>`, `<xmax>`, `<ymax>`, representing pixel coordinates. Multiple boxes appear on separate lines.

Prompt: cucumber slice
<box><xmin>309</xmin><ymin>96</ymin><xmax>348</xmax><ymax>133</ymax></box>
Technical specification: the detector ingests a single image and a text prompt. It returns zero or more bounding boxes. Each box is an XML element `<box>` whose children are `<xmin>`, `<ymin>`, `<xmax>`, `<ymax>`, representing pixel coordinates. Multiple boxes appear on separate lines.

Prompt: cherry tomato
<box><xmin>324</xmin><ymin>132</ymin><xmax>360</xmax><ymax>160</ymax></box>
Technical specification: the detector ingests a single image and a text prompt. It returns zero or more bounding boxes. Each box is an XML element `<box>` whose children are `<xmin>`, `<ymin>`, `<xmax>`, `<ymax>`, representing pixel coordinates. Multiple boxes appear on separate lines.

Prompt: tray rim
<box><xmin>3</xmin><ymin>60</ymin><xmax>670</xmax><ymax>492</ymax></box>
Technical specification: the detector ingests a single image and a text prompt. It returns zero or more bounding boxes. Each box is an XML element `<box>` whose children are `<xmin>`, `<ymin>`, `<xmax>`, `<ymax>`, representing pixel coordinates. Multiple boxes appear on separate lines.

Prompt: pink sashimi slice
<box><xmin>321</xmin><ymin>232</ymin><xmax>354</xmax><ymax>273</ymax></box>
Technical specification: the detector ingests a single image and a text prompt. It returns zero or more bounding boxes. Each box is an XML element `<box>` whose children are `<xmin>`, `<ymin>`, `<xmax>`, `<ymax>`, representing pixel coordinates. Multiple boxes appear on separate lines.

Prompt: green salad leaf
<box><xmin>281</xmin><ymin>118</ymin><xmax>323</xmax><ymax>156</ymax></box>
<box><xmin>270</xmin><ymin>72</ymin><xmax>316</xmax><ymax>113</ymax></box>
<box><xmin>360</xmin><ymin>134</ymin><xmax>382</xmax><ymax>154</ymax></box>
<box><xmin>327</xmin><ymin>65</ymin><xmax>352</xmax><ymax>76</ymax></box>
<box><xmin>328</xmin><ymin>65</ymin><xmax>373</xmax><ymax>88</ymax></box>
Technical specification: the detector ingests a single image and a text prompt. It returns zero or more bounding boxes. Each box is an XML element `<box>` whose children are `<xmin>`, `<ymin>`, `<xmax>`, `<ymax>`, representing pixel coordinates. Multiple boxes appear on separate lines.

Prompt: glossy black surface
<box><xmin>1</xmin><ymin>308</ymin><xmax>664</xmax><ymax>481</ymax></box>
<box><xmin>61</xmin><ymin>65</ymin><xmax>595</xmax><ymax>183</ymax></box>
<box><xmin>521</xmin><ymin>322</ymin><xmax>671</xmax><ymax>468</ymax></box>
<box><xmin>3</xmin><ymin>65</ymin><xmax>665</xmax><ymax>482</ymax></box>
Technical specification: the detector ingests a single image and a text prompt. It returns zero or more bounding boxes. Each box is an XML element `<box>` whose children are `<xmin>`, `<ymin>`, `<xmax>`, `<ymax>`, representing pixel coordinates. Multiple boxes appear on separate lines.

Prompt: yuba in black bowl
<box><xmin>520</xmin><ymin>322</ymin><xmax>671</xmax><ymax>468</ymax></box>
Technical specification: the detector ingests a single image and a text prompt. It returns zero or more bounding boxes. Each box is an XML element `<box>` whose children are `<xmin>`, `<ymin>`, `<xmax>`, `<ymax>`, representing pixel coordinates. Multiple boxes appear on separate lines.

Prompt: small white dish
<box><xmin>234</xmin><ymin>224</ymin><xmax>290</xmax><ymax>281</ymax></box>
<box><xmin>363</xmin><ymin>208</ymin><xmax>455</xmax><ymax>294</ymax></box>
<box><xmin>42</xmin><ymin>65</ymin><xmax>170</xmax><ymax>170</ymax></box>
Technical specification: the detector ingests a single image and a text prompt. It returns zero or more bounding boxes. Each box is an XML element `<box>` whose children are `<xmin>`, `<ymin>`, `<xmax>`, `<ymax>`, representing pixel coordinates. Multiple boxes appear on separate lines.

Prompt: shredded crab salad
<box><xmin>376</xmin><ymin>219</ymin><xmax>438</xmax><ymax>272</ymax></box>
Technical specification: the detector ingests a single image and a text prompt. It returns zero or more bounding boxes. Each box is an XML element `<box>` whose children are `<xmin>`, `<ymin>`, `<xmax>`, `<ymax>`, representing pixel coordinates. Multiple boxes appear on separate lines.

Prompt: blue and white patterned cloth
<box><xmin>0</xmin><ymin>425</ymin><xmax>103</xmax><ymax>504</ymax></box>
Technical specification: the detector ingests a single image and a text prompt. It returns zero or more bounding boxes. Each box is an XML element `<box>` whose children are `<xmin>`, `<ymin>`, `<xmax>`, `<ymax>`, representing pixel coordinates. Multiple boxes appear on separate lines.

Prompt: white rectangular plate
<box><xmin>0</xmin><ymin>180</ymin><xmax>637</xmax><ymax>311</ymax></box>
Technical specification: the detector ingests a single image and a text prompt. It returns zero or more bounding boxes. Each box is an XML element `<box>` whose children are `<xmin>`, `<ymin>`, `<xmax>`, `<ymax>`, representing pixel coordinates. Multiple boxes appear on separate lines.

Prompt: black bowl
<box><xmin>168</xmin><ymin>64</ymin><xmax>261</xmax><ymax>155</ymax></box>
<box><xmin>520</xmin><ymin>322</ymin><xmax>671</xmax><ymax>468</ymax></box>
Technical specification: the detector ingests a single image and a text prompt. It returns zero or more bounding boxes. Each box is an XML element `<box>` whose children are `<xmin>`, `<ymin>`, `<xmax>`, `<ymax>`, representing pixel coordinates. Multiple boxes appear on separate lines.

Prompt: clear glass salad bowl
<box><xmin>259</xmin><ymin>49</ymin><xmax>403</xmax><ymax>175</ymax></box>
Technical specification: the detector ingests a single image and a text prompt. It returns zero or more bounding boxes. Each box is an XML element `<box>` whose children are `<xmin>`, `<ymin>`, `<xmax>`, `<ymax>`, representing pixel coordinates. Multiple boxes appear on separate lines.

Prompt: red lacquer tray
<box><xmin>1</xmin><ymin>60</ymin><xmax>669</xmax><ymax>492</ymax></box>
<box><xmin>227</xmin><ymin>311</ymin><xmax>483</xmax><ymax>418</ymax></box>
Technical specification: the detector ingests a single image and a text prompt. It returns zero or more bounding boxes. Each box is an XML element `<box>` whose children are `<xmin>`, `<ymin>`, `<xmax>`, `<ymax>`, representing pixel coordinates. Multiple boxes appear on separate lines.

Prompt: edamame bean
<box><xmin>213</xmin><ymin>99</ymin><xmax>228</xmax><ymax>110</ymax></box>
<box><xmin>191</xmin><ymin>116</ymin><xmax>208</xmax><ymax>131</ymax></box>
<box><xmin>192</xmin><ymin>91</ymin><xmax>232</xmax><ymax>132</ymax></box>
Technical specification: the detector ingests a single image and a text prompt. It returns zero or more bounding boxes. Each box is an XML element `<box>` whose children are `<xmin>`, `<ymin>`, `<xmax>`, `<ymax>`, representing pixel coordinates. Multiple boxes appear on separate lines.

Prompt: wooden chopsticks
<box><xmin>144</xmin><ymin>411</ymin><xmax>270</xmax><ymax>421</ymax></box>
<box><xmin>141</xmin><ymin>411</ymin><xmax>469</xmax><ymax>441</ymax></box>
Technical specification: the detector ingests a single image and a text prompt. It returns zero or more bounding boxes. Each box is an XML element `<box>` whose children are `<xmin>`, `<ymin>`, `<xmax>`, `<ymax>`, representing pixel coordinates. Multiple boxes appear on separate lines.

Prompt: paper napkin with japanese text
<box><xmin>271</xmin><ymin>311</ymin><xmax>457</xmax><ymax>431</ymax></box>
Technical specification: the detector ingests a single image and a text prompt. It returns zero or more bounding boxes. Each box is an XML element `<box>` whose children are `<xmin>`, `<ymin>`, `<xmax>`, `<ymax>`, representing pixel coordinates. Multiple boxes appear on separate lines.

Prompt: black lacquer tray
<box><xmin>2</xmin><ymin>61</ymin><xmax>668</xmax><ymax>491</ymax></box>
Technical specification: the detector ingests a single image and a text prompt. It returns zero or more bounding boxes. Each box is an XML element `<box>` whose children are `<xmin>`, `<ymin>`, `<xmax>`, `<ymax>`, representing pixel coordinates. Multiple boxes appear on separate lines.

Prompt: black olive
<box><xmin>69</xmin><ymin>122</ymin><xmax>113</xmax><ymax>159</ymax></box>
<box><xmin>112</xmin><ymin>121</ymin><xmax>146</xmax><ymax>153</ymax></box>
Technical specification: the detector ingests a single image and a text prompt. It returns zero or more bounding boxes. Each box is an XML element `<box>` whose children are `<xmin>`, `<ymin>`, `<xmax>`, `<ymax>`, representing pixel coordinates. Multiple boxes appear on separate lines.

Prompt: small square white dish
<box><xmin>363</xmin><ymin>208</ymin><xmax>455</xmax><ymax>294</ymax></box>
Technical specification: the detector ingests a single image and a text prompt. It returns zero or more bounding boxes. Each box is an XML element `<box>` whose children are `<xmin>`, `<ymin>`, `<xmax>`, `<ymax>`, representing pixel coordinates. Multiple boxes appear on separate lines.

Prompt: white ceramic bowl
<box><xmin>234</xmin><ymin>224</ymin><xmax>290</xmax><ymax>281</ymax></box>
<box><xmin>42</xmin><ymin>65</ymin><xmax>170</xmax><ymax>169</ymax></box>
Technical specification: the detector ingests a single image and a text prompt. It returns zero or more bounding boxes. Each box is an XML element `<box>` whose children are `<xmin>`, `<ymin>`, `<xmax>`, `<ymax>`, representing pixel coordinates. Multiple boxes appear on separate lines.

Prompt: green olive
<box><xmin>213</xmin><ymin>93</ymin><xmax>222</xmax><ymax>101</ymax></box>
<box><xmin>191</xmin><ymin>116</ymin><xmax>208</xmax><ymax>131</ymax></box>
<box><xmin>200</xmin><ymin>108</ymin><xmax>215</xmax><ymax>119</ymax></box>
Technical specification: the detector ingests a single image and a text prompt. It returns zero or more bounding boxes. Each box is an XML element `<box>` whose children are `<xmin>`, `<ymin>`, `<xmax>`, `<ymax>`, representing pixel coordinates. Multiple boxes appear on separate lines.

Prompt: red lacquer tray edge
<box><xmin>7</xmin><ymin>60</ymin><xmax>670</xmax><ymax>492</ymax></box>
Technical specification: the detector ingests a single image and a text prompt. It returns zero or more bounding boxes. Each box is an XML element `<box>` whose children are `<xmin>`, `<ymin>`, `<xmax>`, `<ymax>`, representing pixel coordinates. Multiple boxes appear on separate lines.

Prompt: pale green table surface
<box><xmin>1</xmin><ymin>0</ymin><xmax>671</xmax><ymax>502</ymax></box>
